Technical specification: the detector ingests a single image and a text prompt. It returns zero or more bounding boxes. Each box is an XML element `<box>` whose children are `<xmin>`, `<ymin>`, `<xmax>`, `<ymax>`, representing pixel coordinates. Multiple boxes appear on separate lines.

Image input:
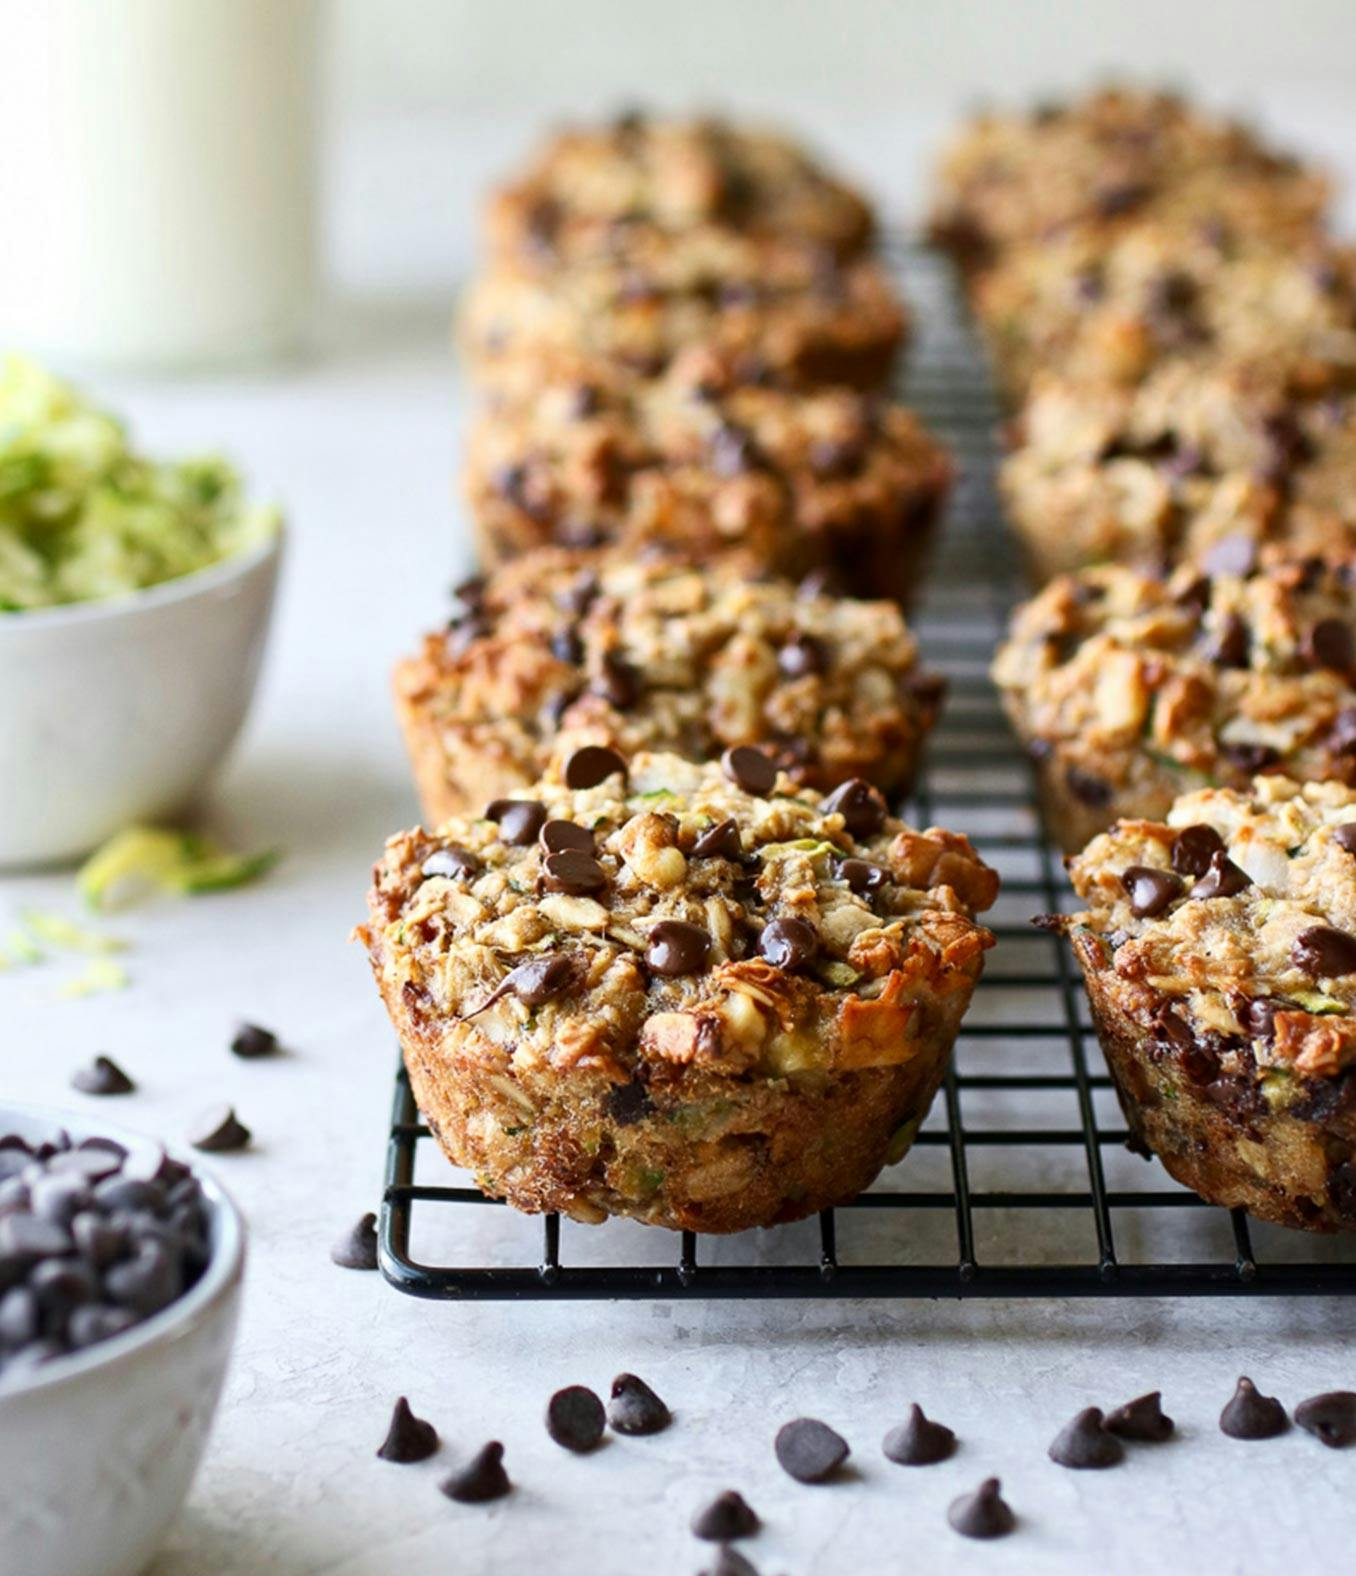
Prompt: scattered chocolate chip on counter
<box><xmin>691</xmin><ymin>1490</ymin><xmax>760</xmax><ymax>1543</ymax></box>
<box><xmin>1220</xmin><ymin>1377</ymin><xmax>1290</xmax><ymax>1440</ymax></box>
<box><xmin>774</xmin><ymin>1417</ymin><xmax>850</xmax><ymax>1483</ymax></box>
<box><xmin>947</xmin><ymin>1478</ymin><xmax>1016</xmax><ymax>1540</ymax></box>
<box><xmin>331</xmin><ymin>1212</ymin><xmax>379</xmax><ymax>1271</ymax></box>
<box><xmin>377</xmin><ymin>1397</ymin><xmax>440</xmax><ymax>1463</ymax></box>
<box><xmin>1105</xmin><ymin>1391</ymin><xmax>1175</xmax><ymax>1442</ymax></box>
<box><xmin>882</xmin><ymin>1403</ymin><xmax>957</xmax><ymax>1465</ymax></box>
<box><xmin>1294</xmin><ymin>1391</ymin><xmax>1356</xmax><ymax>1448</ymax></box>
<box><xmin>608</xmin><ymin>1372</ymin><xmax>672</xmax><ymax>1435</ymax></box>
<box><xmin>546</xmin><ymin>1384</ymin><xmax>607</xmax><ymax>1453</ymax></box>
<box><xmin>0</xmin><ymin>1131</ymin><xmax>209</xmax><ymax>1382</ymax></box>
<box><xmin>70</xmin><ymin>1055</ymin><xmax>135</xmax><ymax>1096</ymax></box>
<box><xmin>1048</xmin><ymin>1406</ymin><xmax>1125</xmax><ymax>1468</ymax></box>
<box><xmin>188</xmin><ymin>1105</ymin><xmax>252</xmax><ymax>1154</ymax></box>
<box><xmin>440</xmin><ymin>1441</ymin><xmax>511</xmax><ymax>1503</ymax></box>
<box><xmin>230</xmin><ymin>1023</ymin><xmax>281</xmax><ymax>1059</ymax></box>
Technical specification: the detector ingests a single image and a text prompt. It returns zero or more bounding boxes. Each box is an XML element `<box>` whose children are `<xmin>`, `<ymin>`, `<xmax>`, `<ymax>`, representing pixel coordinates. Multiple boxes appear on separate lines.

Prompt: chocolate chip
<box><xmin>603</xmin><ymin>1080</ymin><xmax>651</xmax><ymax>1127</ymax></box>
<box><xmin>1220</xmin><ymin>741</ymin><xmax>1281</xmax><ymax>774</ymax></box>
<box><xmin>0</xmin><ymin>1213</ymin><xmax>72</xmax><ymax>1263</ymax></box>
<box><xmin>691</xmin><ymin>818</ymin><xmax>744</xmax><ymax>861</ymax></box>
<box><xmin>1103</xmin><ymin>1391</ymin><xmax>1174</xmax><ymax>1442</ymax></box>
<box><xmin>608</xmin><ymin>1372</ymin><xmax>671</xmax><ymax>1435</ymax></box>
<box><xmin>0</xmin><ymin>1286</ymin><xmax>39</xmax><ymax>1347</ymax></box>
<box><xmin>486</xmin><ymin>799</ymin><xmax>548</xmax><ymax>846</ymax></box>
<box><xmin>1221</xmin><ymin>1377</ymin><xmax>1289</xmax><ymax>1439</ymax></box>
<box><xmin>67</xmin><ymin>1303</ymin><xmax>138</xmax><ymax>1350</ymax></box>
<box><xmin>378</xmin><ymin>1397</ymin><xmax>440</xmax><ymax>1462</ymax></box>
<box><xmin>563</xmin><ymin>745</ymin><xmax>628</xmax><ymax>790</ymax></box>
<box><xmin>1201</xmin><ymin>535</ymin><xmax>1258</xmax><ymax>577</ymax></box>
<box><xmin>1209</xmin><ymin>612</ymin><xmax>1251</xmax><ymax>668</ymax></box>
<box><xmin>508</xmin><ymin>955</ymin><xmax>575</xmax><ymax>1005</ymax></box>
<box><xmin>105</xmin><ymin>1240</ymin><xmax>181</xmax><ymax>1316</ymax></box>
<box><xmin>440</xmin><ymin>1442</ymin><xmax>511</xmax><ymax>1503</ymax></box>
<box><xmin>540</xmin><ymin>821</ymin><xmax>595</xmax><ymax>856</ymax></box>
<box><xmin>550</xmin><ymin>626</ymin><xmax>584</xmax><ymax>665</ymax></box>
<box><xmin>777</xmin><ymin>635</ymin><xmax>827</xmax><ymax>679</ymax></box>
<box><xmin>774</xmin><ymin>1417</ymin><xmax>849</xmax><ymax>1483</ymax></box>
<box><xmin>710</xmin><ymin>423</ymin><xmax>758</xmax><ymax>477</ymax></box>
<box><xmin>594</xmin><ymin>651</ymin><xmax>642</xmax><ymax>710</ymax></box>
<box><xmin>692</xmin><ymin>1490</ymin><xmax>759</xmax><ymax>1542</ymax></box>
<box><xmin>331</xmin><ymin>1212</ymin><xmax>379</xmax><ymax>1270</ymax></box>
<box><xmin>882</xmin><ymin>1404</ymin><xmax>956</xmax><ymax>1465</ymax></box>
<box><xmin>546</xmin><ymin>1385</ymin><xmax>607</xmax><ymax>1453</ymax></box>
<box><xmin>838</xmin><ymin>857</ymin><xmax>888</xmax><ymax>896</ymax></box>
<box><xmin>421</xmin><ymin>846</ymin><xmax>479</xmax><ymax>883</ymax></box>
<box><xmin>1121</xmin><ymin>865</ymin><xmax>1183</xmax><ymax>917</ymax></box>
<box><xmin>821</xmin><ymin>777</ymin><xmax>888</xmax><ymax>836</ymax></box>
<box><xmin>230</xmin><ymin>1023</ymin><xmax>280</xmax><ymax>1059</ymax></box>
<box><xmin>71</xmin><ymin>1056</ymin><xmax>134</xmax><ymax>1097</ymax></box>
<box><xmin>721</xmin><ymin>745</ymin><xmax>776</xmax><ymax>796</ymax></box>
<box><xmin>1329</xmin><ymin>707</ymin><xmax>1356</xmax><ymax>755</ymax></box>
<box><xmin>1190</xmin><ymin>850</ymin><xmax>1253</xmax><ymax>900</ymax></box>
<box><xmin>947</xmin><ymin>1478</ymin><xmax>1016</xmax><ymax>1540</ymax></box>
<box><xmin>1171</xmin><ymin>824</ymin><xmax>1224</xmax><ymax>876</ymax></box>
<box><xmin>645</xmin><ymin>921</ymin><xmax>711</xmax><ymax>978</ymax></box>
<box><xmin>758</xmin><ymin>917</ymin><xmax>819</xmax><ymax>972</ymax></box>
<box><xmin>1292</xmin><ymin>926</ymin><xmax>1356</xmax><ymax>978</ymax></box>
<box><xmin>543</xmin><ymin>849</ymin><xmax>608</xmax><ymax>896</ymax></box>
<box><xmin>1065</xmin><ymin>765</ymin><xmax>1111</xmax><ymax>807</ymax></box>
<box><xmin>188</xmin><ymin>1106</ymin><xmax>250</xmax><ymax>1154</ymax></box>
<box><xmin>1305</xmin><ymin>618</ymin><xmax>1356</xmax><ymax>674</ymax></box>
<box><xmin>1294</xmin><ymin>1391</ymin><xmax>1356</xmax><ymax>1448</ymax></box>
<box><xmin>1239</xmin><ymin>995</ymin><xmax>1290</xmax><ymax>1041</ymax></box>
<box><xmin>1049</xmin><ymin>1406</ymin><xmax>1125</xmax><ymax>1468</ymax></box>
<box><xmin>71</xmin><ymin>1211</ymin><xmax>124</xmax><ymax>1268</ymax></box>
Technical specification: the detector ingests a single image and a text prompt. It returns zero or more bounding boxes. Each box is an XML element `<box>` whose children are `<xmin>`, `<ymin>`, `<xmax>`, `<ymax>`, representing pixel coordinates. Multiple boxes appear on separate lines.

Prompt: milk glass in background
<box><xmin>0</xmin><ymin>0</ymin><xmax>320</xmax><ymax>370</ymax></box>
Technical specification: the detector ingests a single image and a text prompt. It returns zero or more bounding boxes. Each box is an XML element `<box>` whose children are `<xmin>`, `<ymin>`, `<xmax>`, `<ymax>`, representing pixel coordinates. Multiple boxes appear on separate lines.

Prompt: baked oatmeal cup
<box><xmin>930</xmin><ymin>85</ymin><xmax>1328</xmax><ymax>275</ymax></box>
<box><xmin>462</xmin><ymin>348</ymin><xmax>951</xmax><ymax>602</ymax></box>
<box><xmin>1054</xmin><ymin>776</ymin><xmax>1356</xmax><ymax>1230</ymax></box>
<box><xmin>395</xmin><ymin>548</ymin><xmax>945</xmax><ymax>825</ymax></box>
<box><xmin>971</xmin><ymin>224</ymin><xmax>1356</xmax><ymax>401</ymax></box>
<box><xmin>461</xmin><ymin>227</ymin><xmax>906</xmax><ymax>393</ymax></box>
<box><xmin>1000</xmin><ymin>366</ymin><xmax>1356</xmax><ymax>584</ymax></box>
<box><xmin>358</xmin><ymin>749</ymin><xmax>997</xmax><ymax>1232</ymax></box>
<box><xmin>994</xmin><ymin>553</ymin><xmax>1356</xmax><ymax>853</ymax></box>
<box><xmin>485</xmin><ymin>111</ymin><xmax>874</xmax><ymax>264</ymax></box>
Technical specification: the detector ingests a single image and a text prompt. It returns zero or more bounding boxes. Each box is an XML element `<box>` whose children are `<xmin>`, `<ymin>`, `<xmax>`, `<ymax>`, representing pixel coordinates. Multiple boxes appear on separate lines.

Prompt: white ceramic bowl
<box><xmin>0</xmin><ymin>533</ymin><xmax>282</xmax><ymax>868</ymax></box>
<box><xmin>0</xmin><ymin>1105</ymin><xmax>246</xmax><ymax>1576</ymax></box>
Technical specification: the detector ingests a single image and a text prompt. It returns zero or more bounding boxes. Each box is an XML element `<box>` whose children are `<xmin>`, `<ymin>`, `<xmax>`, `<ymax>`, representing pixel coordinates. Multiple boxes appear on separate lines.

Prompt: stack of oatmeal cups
<box><xmin>358</xmin><ymin>113</ymin><xmax>1001</xmax><ymax>1235</ymax></box>
<box><xmin>933</xmin><ymin>86</ymin><xmax>1356</xmax><ymax>1230</ymax></box>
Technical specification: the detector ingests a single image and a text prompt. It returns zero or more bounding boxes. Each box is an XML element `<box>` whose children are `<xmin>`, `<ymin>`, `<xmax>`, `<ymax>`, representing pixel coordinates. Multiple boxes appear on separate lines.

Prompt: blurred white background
<box><xmin>324</xmin><ymin>0</ymin><xmax>1356</xmax><ymax>293</ymax></box>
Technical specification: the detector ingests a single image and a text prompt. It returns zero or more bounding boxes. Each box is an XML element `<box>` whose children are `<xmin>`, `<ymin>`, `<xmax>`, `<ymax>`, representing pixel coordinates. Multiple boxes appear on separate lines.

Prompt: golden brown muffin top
<box><xmin>398</xmin><ymin>548</ymin><xmax>943</xmax><ymax>798</ymax></box>
<box><xmin>1064</xmin><ymin>775</ymin><xmax>1356</xmax><ymax>1085</ymax></box>
<box><xmin>995</xmin><ymin>553</ymin><xmax>1356</xmax><ymax>798</ymax></box>
<box><xmin>361</xmin><ymin>750</ymin><xmax>996</xmax><ymax>1086</ymax></box>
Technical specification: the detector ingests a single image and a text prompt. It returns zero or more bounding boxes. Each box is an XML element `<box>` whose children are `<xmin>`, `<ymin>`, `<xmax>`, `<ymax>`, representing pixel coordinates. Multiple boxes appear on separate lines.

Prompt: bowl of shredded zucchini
<box><xmin>0</xmin><ymin>357</ymin><xmax>283</xmax><ymax>866</ymax></box>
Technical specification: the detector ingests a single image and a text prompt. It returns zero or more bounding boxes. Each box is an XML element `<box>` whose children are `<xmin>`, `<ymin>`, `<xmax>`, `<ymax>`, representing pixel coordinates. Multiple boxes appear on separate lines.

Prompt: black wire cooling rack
<box><xmin>379</xmin><ymin>237</ymin><xmax>1356</xmax><ymax>1300</ymax></box>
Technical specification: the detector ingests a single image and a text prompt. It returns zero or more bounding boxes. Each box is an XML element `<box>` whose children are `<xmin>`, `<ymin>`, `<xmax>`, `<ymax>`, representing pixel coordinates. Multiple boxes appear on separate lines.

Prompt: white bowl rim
<box><xmin>0</xmin><ymin>1101</ymin><xmax>247</xmax><ymax>1403</ymax></box>
<box><xmin>0</xmin><ymin>525</ymin><xmax>284</xmax><ymax>636</ymax></box>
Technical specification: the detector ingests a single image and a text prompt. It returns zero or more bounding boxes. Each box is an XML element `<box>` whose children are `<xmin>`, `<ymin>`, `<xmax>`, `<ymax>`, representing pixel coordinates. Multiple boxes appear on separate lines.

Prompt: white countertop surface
<box><xmin>6</xmin><ymin>108</ymin><xmax>1356</xmax><ymax>1576</ymax></box>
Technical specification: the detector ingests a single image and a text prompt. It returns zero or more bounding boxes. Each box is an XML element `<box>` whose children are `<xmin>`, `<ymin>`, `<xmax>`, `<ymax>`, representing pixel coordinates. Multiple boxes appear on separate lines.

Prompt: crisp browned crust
<box><xmin>358</xmin><ymin>751</ymin><xmax>997</xmax><ymax>1232</ymax></box>
<box><xmin>484</xmin><ymin>113</ymin><xmax>874</xmax><ymax>265</ymax></box>
<box><xmin>461</xmin><ymin>349</ymin><xmax>950</xmax><ymax>603</ymax></box>
<box><xmin>394</xmin><ymin>548</ymin><xmax>944</xmax><ymax>825</ymax></box>
<box><xmin>461</xmin><ymin>228</ymin><xmax>905</xmax><ymax>394</ymax></box>
<box><xmin>1059</xmin><ymin>777</ymin><xmax>1356</xmax><ymax>1230</ymax></box>
<box><xmin>994</xmin><ymin>553</ymin><xmax>1356</xmax><ymax>851</ymax></box>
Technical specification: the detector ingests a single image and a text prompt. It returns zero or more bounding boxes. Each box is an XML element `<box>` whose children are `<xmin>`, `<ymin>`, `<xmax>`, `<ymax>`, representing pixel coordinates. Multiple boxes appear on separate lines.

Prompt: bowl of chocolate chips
<box><xmin>0</xmin><ymin>1106</ymin><xmax>245</xmax><ymax>1576</ymax></box>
